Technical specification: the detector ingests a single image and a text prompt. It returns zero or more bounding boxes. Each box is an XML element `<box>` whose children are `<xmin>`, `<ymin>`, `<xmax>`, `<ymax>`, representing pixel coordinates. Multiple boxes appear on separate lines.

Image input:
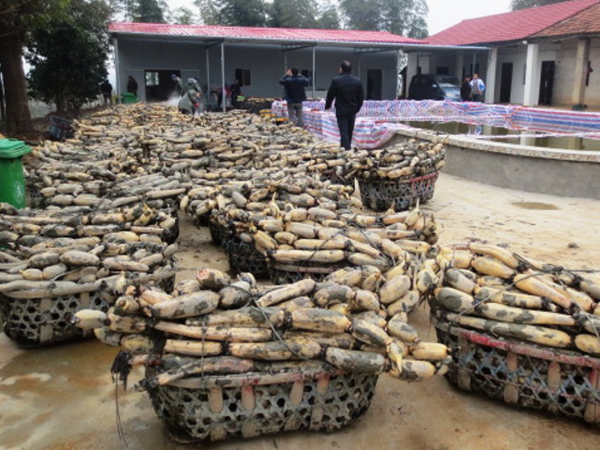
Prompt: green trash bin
<box><xmin>0</xmin><ymin>138</ymin><xmax>32</xmax><ymax>209</ymax></box>
<box><xmin>121</xmin><ymin>93</ymin><xmax>137</xmax><ymax>104</ymax></box>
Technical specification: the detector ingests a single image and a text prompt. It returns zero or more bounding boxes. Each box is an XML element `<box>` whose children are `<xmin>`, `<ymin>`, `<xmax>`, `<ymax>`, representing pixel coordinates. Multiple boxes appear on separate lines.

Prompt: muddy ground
<box><xmin>1</xmin><ymin>173</ymin><xmax>600</xmax><ymax>450</ymax></box>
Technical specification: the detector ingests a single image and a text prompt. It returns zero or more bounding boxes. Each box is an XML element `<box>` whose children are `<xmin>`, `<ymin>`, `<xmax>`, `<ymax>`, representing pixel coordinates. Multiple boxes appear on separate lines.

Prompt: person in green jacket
<box><xmin>178</xmin><ymin>88</ymin><xmax>200</xmax><ymax>115</ymax></box>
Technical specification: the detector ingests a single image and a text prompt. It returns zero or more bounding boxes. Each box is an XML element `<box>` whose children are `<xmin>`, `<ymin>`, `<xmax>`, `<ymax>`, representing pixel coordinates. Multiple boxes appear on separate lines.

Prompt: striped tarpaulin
<box><xmin>272</xmin><ymin>100</ymin><xmax>600</xmax><ymax>149</ymax></box>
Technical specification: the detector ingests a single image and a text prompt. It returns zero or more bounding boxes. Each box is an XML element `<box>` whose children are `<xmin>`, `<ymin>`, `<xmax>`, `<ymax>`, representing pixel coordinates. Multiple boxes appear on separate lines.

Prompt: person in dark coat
<box><xmin>127</xmin><ymin>75</ymin><xmax>138</xmax><ymax>98</ymax></box>
<box><xmin>325</xmin><ymin>60</ymin><xmax>364</xmax><ymax>150</ymax></box>
<box><xmin>230</xmin><ymin>79</ymin><xmax>242</xmax><ymax>108</ymax></box>
<box><xmin>460</xmin><ymin>76</ymin><xmax>472</xmax><ymax>101</ymax></box>
<box><xmin>279</xmin><ymin>68</ymin><xmax>310</xmax><ymax>127</ymax></box>
<box><xmin>100</xmin><ymin>79</ymin><xmax>113</xmax><ymax>105</ymax></box>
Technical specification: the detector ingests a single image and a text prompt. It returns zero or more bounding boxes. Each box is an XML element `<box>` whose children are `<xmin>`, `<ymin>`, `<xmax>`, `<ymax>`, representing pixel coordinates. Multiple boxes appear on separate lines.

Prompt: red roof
<box><xmin>427</xmin><ymin>0</ymin><xmax>600</xmax><ymax>46</ymax></box>
<box><xmin>109</xmin><ymin>22</ymin><xmax>423</xmax><ymax>45</ymax></box>
<box><xmin>533</xmin><ymin>2</ymin><xmax>600</xmax><ymax>37</ymax></box>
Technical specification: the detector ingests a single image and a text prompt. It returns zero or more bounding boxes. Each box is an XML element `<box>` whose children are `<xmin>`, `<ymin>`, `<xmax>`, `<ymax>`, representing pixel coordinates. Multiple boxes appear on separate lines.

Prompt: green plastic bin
<box><xmin>121</xmin><ymin>93</ymin><xmax>137</xmax><ymax>104</ymax></box>
<box><xmin>0</xmin><ymin>138</ymin><xmax>32</xmax><ymax>209</ymax></box>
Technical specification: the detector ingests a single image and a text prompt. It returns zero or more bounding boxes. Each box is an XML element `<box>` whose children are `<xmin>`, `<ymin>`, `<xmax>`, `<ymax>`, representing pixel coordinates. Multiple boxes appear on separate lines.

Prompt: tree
<box><xmin>0</xmin><ymin>0</ymin><xmax>67</xmax><ymax>134</ymax></box>
<box><xmin>172</xmin><ymin>7</ymin><xmax>196</xmax><ymax>24</ymax></box>
<box><xmin>339</xmin><ymin>0</ymin><xmax>428</xmax><ymax>38</ymax></box>
<box><xmin>269</xmin><ymin>0</ymin><xmax>318</xmax><ymax>28</ymax></box>
<box><xmin>511</xmin><ymin>0</ymin><xmax>566</xmax><ymax>10</ymax></box>
<box><xmin>316</xmin><ymin>1</ymin><xmax>340</xmax><ymax>30</ymax></box>
<box><xmin>210</xmin><ymin>0</ymin><xmax>267</xmax><ymax>27</ymax></box>
<box><xmin>113</xmin><ymin>0</ymin><xmax>169</xmax><ymax>22</ymax></box>
<box><xmin>26</xmin><ymin>0</ymin><xmax>111</xmax><ymax>114</ymax></box>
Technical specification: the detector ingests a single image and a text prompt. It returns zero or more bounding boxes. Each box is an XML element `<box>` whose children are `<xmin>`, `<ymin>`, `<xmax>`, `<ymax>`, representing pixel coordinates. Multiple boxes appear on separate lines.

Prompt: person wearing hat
<box><xmin>171</xmin><ymin>74</ymin><xmax>183</xmax><ymax>96</ymax></box>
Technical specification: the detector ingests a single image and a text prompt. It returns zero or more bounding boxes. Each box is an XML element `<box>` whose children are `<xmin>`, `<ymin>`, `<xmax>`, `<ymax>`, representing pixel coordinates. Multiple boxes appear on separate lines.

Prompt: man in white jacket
<box><xmin>470</xmin><ymin>73</ymin><xmax>485</xmax><ymax>102</ymax></box>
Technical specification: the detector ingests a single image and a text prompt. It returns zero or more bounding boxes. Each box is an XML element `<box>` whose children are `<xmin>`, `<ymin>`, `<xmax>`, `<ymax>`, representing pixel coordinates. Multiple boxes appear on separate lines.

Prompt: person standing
<box><xmin>100</xmin><ymin>79</ymin><xmax>113</xmax><ymax>106</ymax></box>
<box><xmin>178</xmin><ymin>87</ymin><xmax>200</xmax><ymax>115</ymax></box>
<box><xmin>127</xmin><ymin>75</ymin><xmax>138</xmax><ymax>98</ymax></box>
<box><xmin>171</xmin><ymin>74</ymin><xmax>184</xmax><ymax>96</ymax></box>
<box><xmin>460</xmin><ymin>76</ymin><xmax>472</xmax><ymax>101</ymax></box>
<box><xmin>279</xmin><ymin>68</ymin><xmax>310</xmax><ymax>127</ymax></box>
<box><xmin>470</xmin><ymin>73</ymin><xmax>485</xmax><ymax>102</ymax></box>
<box><xmin>229</xmin><ymin>79</ymin><xmax>242</xmax><ymax>108</ymax></box>
<box><xmin>325</xmin><ymin>60</ymin><xmax>364</xmax><ymax>150</ymax></box>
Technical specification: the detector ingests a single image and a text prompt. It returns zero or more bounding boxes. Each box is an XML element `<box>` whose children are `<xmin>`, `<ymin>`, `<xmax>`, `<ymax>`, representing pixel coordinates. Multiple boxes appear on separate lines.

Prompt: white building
<box><xmin>422</xmin><ymin>0</ymin><xmax>600</xmax><ymax>108</ymax></box>
<box><xmin>108</xmin><ymin>23</ymin><xmax>474</xmax><ymax>106</ymax></box>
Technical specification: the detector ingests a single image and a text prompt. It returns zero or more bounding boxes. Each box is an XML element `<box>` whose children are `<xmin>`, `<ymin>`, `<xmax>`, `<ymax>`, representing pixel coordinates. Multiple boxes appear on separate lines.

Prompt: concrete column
<box><xmin>221</xmin><ymin>42</ymin><xmax>226</xmax><ymax>112</ymax></box>
<box><xmin>485</xmin><ymin>48</ymin><xmax>498</xmax><ymax>104</ymax></box>
<box><xmin>206</xmin><ymin>47</ymin><xmax>210</xmax><ymax>107</ymax></box>
<box><xmin>407</xmin><ymin>52</ymin><xmax>419</xmax><ymax>90</ymax></box>
<box><xmin>572</xmin><ymin>38</ymin><xmax>590</xmax><ymax>107</ymax></box>
<box><xmin>523</xmin><ymin>43</ymin><xmax>540</xmax><ymax>106</ymax></box>
<box><xmin>312</xmin><ymin>46</ymin><xmax>316</xmax><ymax>98</ymax></box>
<box><xmin>114</xmin><ymin>39</ymin><xmax>121</xmax><ymax>100</ymax></box>
<box><xmin>455</xmin><ymin>52</ymin><xmax>464</xmax><ymax>78</ymax></box>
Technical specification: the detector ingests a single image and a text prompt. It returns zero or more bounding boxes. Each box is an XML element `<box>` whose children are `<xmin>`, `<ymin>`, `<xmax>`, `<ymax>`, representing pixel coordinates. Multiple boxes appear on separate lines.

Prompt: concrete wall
<box><xmin>116</xmin><ymin>38</ymin><xmax>399</xmax><ymax>102</ymax></box>
<box><xmin>390</xmin><ymin>128</ymin><xmax>600</xmax><ymax>199</ymax></box>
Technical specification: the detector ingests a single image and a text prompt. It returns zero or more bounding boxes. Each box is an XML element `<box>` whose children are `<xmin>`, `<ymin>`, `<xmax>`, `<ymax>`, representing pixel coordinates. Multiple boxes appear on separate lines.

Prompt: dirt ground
<box><xmin>1</xmin><ymin>173</ymin><xmax>600</xmax><ymax>450</ymax></box>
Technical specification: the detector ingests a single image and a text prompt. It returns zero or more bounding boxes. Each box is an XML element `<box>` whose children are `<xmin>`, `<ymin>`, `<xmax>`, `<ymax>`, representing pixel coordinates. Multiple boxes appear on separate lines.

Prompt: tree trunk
<box><xmin>0</xmin><ymin>34</ymin><xmax>32</xmax><ymax>135</ymax></box>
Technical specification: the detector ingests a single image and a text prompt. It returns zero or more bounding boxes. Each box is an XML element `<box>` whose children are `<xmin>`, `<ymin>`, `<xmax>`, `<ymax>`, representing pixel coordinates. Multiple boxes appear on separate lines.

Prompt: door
<box><xmin>538</xmin><ymin>61</ymin><xmax>555</xmax><ymax>106</ymax></box>
<box><xmin>367</xmin><ymin>69</ymin><xmax>382</xmax><ymax>100</ymax></box>
<box><xmin>500</xmin><ymin>63</ymin><xmax>513</xmax><ymax>103</ymax></box>
<box><xmin>145</xmin><ymin>69</ymin><xmax>181</xmax><ymax>102</ymax></box>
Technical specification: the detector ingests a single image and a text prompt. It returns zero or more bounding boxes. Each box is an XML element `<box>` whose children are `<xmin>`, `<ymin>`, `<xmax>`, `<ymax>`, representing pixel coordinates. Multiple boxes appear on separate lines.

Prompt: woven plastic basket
<box><xmin>146</xmin><ymin>363</ymin><xmax>378</xmax><ymax>443</ymax></box>
<box><xmin>267</xmin><ymin>262</ymin><xmax>343</xmax><ymax>285</ymax></box>
<box><xmin>432</xmin><ymin>315</ymin><xmax>600</xmax><ymax>426</ymax></box>
<box><xmin>0</xmin><ymin>289</ymin><xmax>107</xmax><ymax>347</ymax></box>
<box><xmin>359</xmin><ymin>171</ymin><xmax>439</xmax><ymax>212</ymax></box>
<box><xmin>222</xmin><ymin>237</ymin><xmax>268</xmax><ymax>278</ymax></box>
<box><xmin>0</xmin><ymin>274</ymin><xmax>176</xmax><ymax>348</ymax></box>
<box><xmin>208</xmin><ymin>218</ymin><xmax>230</xmax><ymax>246</ymax></box>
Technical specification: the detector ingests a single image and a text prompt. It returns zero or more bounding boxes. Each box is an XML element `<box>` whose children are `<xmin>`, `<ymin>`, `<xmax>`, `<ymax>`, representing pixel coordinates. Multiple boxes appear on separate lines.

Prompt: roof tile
<box><xmin>109</xmin><ymin>23</ymin><xmax>423</xmax><ymax>45</ymax></box>
<box><xmin>533</xmin><ymin>2</ymin><xmax>600</xmax><ymax>37</ymax></box>
<box><xmin>427</xmin><ymin>0</ymin><xmax>600</xmax><ymax>46</ymax></box>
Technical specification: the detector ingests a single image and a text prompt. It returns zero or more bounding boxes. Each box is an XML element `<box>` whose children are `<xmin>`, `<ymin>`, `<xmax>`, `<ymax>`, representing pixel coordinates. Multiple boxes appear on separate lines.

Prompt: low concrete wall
<box><xmin>390</xmin><ymin>128</ymin><xmax>600</xmax><ymax>200</ymax></box>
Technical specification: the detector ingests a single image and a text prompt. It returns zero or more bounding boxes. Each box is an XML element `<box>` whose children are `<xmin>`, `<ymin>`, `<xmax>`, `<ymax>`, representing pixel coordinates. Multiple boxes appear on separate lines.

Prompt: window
<box><xmin>235</xmin><ymin>69</ymin><xmax>251</xmax><ymax>87</ymax></box>
<box><xmin>301</xmin><ymin>69</ymin><xmax>314</xmax><ymax>83</ymax></box>
<box><xmin>145</xmin><ymin>71</ymin><xmax>160</xmax><ymax>86</ymax></box>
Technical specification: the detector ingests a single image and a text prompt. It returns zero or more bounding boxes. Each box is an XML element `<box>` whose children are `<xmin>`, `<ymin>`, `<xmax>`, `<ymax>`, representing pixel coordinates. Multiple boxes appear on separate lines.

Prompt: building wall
<box><xmin>115</xmin><ymin>38</ymin><xmax>399</xmax><ymax>102</ymax></box>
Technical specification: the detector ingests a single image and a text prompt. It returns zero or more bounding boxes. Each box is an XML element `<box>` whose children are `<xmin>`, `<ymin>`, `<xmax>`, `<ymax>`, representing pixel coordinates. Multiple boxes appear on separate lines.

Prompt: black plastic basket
<box><xmin>222</xmin><ymin>237</ymin><xmax>269</xmax><ymax>278</ymax></box>
<box><xmin>48</xmin><ymin>116</ymin><xmax>74</xmax><ymax>141</ymax></box>
<box><xmin>147</xmin><ymin>363</ymin><xmax>378</xmax><ymax>444</ymax></box>
<box><xmin>359</xmin><ymin>171</ymin><xmax>439</xmax><ymax>212</ymax></box>
<box><xmin>433</xmin><ymin>315</ymin><xmax>600</xmax><ymax>426</ymax></box>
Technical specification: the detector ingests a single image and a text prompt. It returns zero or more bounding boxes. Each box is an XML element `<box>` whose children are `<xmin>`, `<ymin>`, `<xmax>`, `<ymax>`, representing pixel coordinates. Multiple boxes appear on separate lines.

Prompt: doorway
<box><xmin>367</xmin><ymin>69</ymin><xmax>382</xmax><ymax>100</ymax></box>
<box><xmin>145</xmin><ymin>69</ymin><xmax>181</xmax><ymax>102</ymax></box>
<box><xmin>500</xmin><ymin>63</ymin><xmax>513</xmax><ymax>103</ymax></box>
<box><xmin>538</xmin><ymin>61</ymin><xmax>555</xmax><ymax>106</ymax></box>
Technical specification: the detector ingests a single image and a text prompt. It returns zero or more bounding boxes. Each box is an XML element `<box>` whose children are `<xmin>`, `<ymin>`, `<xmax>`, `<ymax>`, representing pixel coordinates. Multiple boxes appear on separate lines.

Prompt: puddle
<box><xmin>511</xmin><ymin>202</ymin><xmax>559</xmax><ymax>210</ymax></box>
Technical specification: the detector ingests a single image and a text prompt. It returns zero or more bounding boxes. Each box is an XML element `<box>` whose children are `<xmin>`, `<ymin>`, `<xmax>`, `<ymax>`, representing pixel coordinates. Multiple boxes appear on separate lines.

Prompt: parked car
<box><xmin>408</xmin><ymin>74</ymin><xmax>461</xmax><ymax>101</ymax></box>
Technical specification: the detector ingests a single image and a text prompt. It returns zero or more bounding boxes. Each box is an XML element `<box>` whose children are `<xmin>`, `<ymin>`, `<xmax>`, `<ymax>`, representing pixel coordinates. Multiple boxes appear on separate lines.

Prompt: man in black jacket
<box><xmin>279</xmin><ymin>68</ymin><xmax>310</xmax><ymax>127</ymax></box>
<box><xmin>325</xmin><ymin>60</ymin><xmax>364</xmax><ymax>150</ymax></box>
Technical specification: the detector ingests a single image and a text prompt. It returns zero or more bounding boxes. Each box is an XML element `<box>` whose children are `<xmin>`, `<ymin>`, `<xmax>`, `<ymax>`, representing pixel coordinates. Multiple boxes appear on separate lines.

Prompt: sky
<box><xmin>166</xmin><ymin>0</ymin><xmax>512</xmax><ymax>36</ymax></box>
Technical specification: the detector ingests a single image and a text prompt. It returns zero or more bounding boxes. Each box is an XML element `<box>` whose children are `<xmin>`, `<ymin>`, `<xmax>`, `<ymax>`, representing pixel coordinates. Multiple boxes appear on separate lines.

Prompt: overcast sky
<box><xmin>166</xmin><ymin>0</ymin><xmax>512</xmax><ymax>36</ymax></box>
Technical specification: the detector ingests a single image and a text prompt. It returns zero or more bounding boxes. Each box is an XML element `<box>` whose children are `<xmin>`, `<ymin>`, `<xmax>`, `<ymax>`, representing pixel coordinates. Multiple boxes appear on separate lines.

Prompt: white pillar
<box><xmin>407</xmin><ymin>52</ymin><xmax>419</xmax><ymax>91</ymax></box>
<box><xmin>114</xmin><ymin>39</ymin><xmax>121</xmax><ymax>100</ymax></box>
<box><xmin>312</xmin><ymin>46</ymin><xmax>316</xmax><ymax>98</ymax></box>
<box><xmin>221</xmin><ymin>42</ymin><xmax>226</xmax><ymax>112</ymax></box>
<box><xmin>485</xmin><ymin>48</ymin><xmax>498</xmax><ymax>104</ymax></box>
<box><xmin>572</xmin><ymin>38</ymin><xmax>590</xmax><ymax>107</ymax></box>
<box><xmin>206</xmin><ymin>47</ymin><xmax>210</xmax><ymax>107</ymax></box>
<box><xmin>523</xmin><ymin>43</ymin><xmax>540</xmax><ymax>106</ymax></box>
<box><xmin>455</xmin><ymin>52</ymin><xmax>464</xmax><ymax>79</ymax></box>
<box><xmin>396</xmin><ymin>50</ymin><xmax>401</xmax><ymax>99</ymax></box>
